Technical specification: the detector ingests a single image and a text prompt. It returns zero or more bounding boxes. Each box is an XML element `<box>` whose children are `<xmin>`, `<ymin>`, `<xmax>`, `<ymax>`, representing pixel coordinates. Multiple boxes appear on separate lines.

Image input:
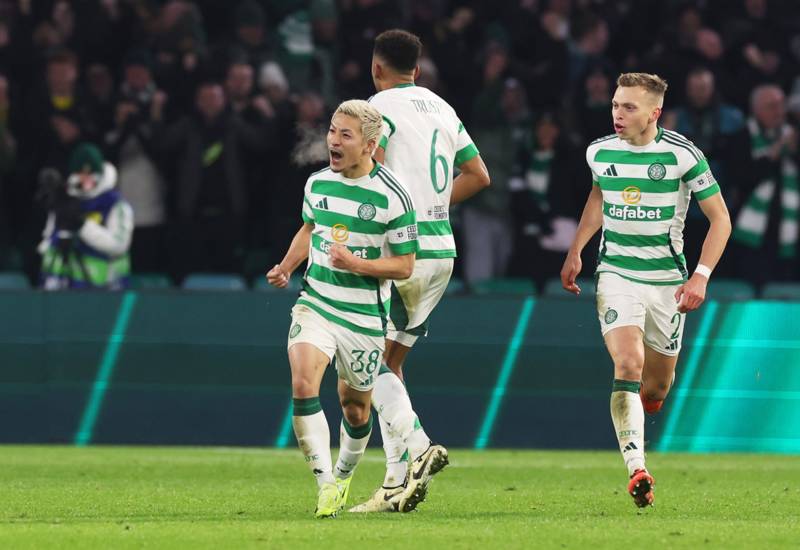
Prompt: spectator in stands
<box><xmin>224</xmin><ymin>59</ymin><xmax>277</xmax><ymax>253</ymax></box>
<box><xmin>104</xmin><ymin>49</ymin><xmax>168</xmax><ymax>274</ymax></box>
<box><xmin>509</xmin><ymin>112</ymin><xmax>582</xmax><ymax>290</ymax></box>
<box><xmin>85</xmin><ymin>63</ymin><xmax>116</xmax><ymax>138</ymax></box>
<box><xmin>662</xmin><ymin>67</ymin><xmax>745</xmax><ymax>267</ymax></box>
<box><xmin>463</xmin><ymin>68</ymin><xmax>518</xmax><ymax>285</ymax></box>
<box><xmin>574</xmin><ymin>66</ymin><xmax>613</xmax><ymax>144</ymax></box>
<box><xmin>567</xmin><ymin>12</ymin><xmax>611</xmax><ymax>90</ymax></box>
<box><xmin>38</xmin><ymin>142</ymin><xmax>133</xmax><ymax>290</ymax></box>
<box><xmin>22</xmin><ymin>49</ymin><xmax>96</xmax><ymax>173</ymax></box>
<box><xmin>727</xmin><ymin>84</ymin><xmax>799</xmax><ymax>287</ymax></box>
<box><xmin>153</xmin><ymin>81</ymin><xmax>268</xmax><ymax>281</ymax></box>
<box><xmin>231</xmin><ymin>0</ymin><xmax>274</xmax><ymax>70</ymax></box>
<box><xmin>269</xmin><ymin>90</ymin><xmax>329</xmax><ymax>262</ymax></box>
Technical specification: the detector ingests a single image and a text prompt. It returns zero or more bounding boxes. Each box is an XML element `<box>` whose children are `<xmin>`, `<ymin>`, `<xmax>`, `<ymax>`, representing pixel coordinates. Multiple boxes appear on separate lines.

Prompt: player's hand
<box><xmin>674</xmin><ymin>273</ymin><xmax>707</xmax><ymax>313</ymax></box>
<box><xmin>560</xmin><ymin>251</ymin><xmax>582</xmax><ymax>295</ymax></box>
<box><xmin>329</xmin><ymin>244</ymin><xmax>359</xmax><ymax>271</ymax></box>
<box><xmin>266</xmin><ymin>264</ymin><xmax>289</xmax><ymax>288</ymax></box>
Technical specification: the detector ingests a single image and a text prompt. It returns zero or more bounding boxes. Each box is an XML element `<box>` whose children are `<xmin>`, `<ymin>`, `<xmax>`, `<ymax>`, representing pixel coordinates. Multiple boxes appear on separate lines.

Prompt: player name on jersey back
<box><xmin>369</xmin><ymin>84</ymin><xmax>479</xmax><ymax>260</ymax></box>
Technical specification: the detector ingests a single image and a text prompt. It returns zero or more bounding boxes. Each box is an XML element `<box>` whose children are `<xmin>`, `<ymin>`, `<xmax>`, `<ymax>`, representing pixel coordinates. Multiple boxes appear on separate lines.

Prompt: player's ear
<box><xmin>650</xmin><ymin>106</ymin><xmax>662</xmax><ymax>124</ymax></box>
<box><xmin>413</xmin><ymin>65</ymin><xmax>420</xmax><ymax>81</ymax></box>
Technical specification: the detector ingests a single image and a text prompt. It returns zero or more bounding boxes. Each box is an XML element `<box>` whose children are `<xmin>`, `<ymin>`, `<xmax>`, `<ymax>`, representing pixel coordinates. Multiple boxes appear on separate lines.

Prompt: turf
<box><xmin>0</xmin><ymin>446</ymin><xmax>797</xmax><ymax>549</ymax></box>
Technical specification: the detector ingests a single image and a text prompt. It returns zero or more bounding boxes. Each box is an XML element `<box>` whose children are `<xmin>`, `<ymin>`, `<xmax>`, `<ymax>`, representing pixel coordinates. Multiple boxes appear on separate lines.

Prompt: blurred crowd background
<box><xmin>0</xmin><ymin>0</ymin><xmax>799</xmax><ymax>291</ymax></box>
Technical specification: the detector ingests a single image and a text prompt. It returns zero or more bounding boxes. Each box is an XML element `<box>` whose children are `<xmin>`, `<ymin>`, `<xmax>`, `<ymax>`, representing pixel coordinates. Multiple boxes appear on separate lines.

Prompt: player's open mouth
<box><xmin>330</xmin><ymin>149</ymin><xmax>343</xmax><ymax>161</ymax></box>
<box><xmin>614</xmin><ymin>123</ymin><xmax>624</xmax><ymax>133</ymax></box>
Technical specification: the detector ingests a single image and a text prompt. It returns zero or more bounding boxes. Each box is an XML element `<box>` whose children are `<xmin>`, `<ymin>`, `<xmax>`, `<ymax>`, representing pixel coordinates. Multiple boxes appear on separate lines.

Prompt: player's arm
<box><xmin>329</xmin><ymin>196</ymin><xmax>418</xmax><ymax>279</ymax></box>
<box><xmin>450</xmin><ymin>154</ymin><xmax>490</xmax><ymax>205</ymax></box>
<box><xmin>267</xmin><ymin>223</ymin><xmax>313</xmax><ymax>288</ymax></box>
<box><xmin>674</xmin><ymin>193</ymin><xmax>731</xmax><ymax>313</ymax></box>
<box><xmin>329</xmin><ymin>246</ymin><xmax>415</xmax><ymax>280</ymax></box>
<box><xmin>560</xmin><ymin>184</ymin><xmax>604</xmax><ymax>294</ymax></box>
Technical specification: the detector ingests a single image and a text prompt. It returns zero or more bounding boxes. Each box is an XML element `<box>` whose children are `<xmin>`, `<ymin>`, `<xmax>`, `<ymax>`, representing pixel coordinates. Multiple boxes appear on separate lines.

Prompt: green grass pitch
<box><xmin>0</xmin><ymin>446</ymin><xmax>797</xmax><ymax>549</ymax></box>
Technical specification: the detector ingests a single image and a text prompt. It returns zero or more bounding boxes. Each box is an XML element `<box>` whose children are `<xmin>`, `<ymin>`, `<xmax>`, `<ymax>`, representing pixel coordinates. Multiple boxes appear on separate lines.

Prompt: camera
<box><xmin>35</xmin><ymin>167</ymin><xmax>84</xmax><ymax>232</ymax></box>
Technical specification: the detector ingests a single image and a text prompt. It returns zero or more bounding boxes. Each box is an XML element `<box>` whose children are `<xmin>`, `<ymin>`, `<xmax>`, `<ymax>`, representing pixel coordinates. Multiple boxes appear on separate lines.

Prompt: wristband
<box><xmin>694</xmin><ymin>264</ymin><xmax>712</xmax><ymax>279</ymax></box>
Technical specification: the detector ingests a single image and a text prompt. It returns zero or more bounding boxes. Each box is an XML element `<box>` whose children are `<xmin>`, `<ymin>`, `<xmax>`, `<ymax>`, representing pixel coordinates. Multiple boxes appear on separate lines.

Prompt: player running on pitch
<box><xmin>561</xmin><ymin>73</ymin><xmax>731</xmax><ymax>507</ymax></box>
<box><xmin>348</xmin><ymin>29</ymin><xmax>491</xmax><ymax>514</ymax></box>
<box><xmin>267</xmin><ymin>99</ymin><xmax>419</xmax><ymax>518</ymax></box>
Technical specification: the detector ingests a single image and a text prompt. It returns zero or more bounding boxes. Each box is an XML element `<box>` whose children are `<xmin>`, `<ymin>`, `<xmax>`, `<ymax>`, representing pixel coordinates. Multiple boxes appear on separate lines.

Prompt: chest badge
<box><xmin>648</xmin><ymin>162</ymin><xmax>666</xmax><ymax>181</ymax></box>
<box><xmin>357</xmin><ymin>203</ymin><xmax>376</xmax><ymax>221</ymax></box>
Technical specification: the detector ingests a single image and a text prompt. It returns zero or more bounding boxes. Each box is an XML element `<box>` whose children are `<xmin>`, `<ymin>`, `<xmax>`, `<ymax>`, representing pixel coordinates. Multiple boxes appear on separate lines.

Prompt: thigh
<box><xmin>596</xmin><ymin>272</ymin><xmax>647</xmax><ymax>336</ymax></box>
<box><xmin>287</xmin><ymin>304</ymin><xmax>337</xmax><ymax>361</ymax></box>
<box><xmin>604</xmin><ymin>325</ymin><xmax>646</xmax><ymax>371</ymax></box>
<box><xmin>334</xmin><ymin>328</ymin><xmax>385</xmax><ymax>391</ymax></box>
<box><xmin>643</xmin><ymin>284</ymin><xmax>685</xmax><ymax>356</ymax></box>
<box><xmin>389</xmin><ymin>258</ymin><xmax>453</xmax><ymax>336</ymax></box>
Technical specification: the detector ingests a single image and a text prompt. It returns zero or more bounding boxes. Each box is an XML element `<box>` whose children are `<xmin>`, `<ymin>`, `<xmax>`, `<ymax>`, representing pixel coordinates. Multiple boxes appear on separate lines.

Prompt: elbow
<box><xmin>396</xmin><ymin>260</ymin><xmax>415</xmax><ymax>280</ymax></box>
<box><xmin>480</xmin><ymin>172</ymin><xmax>491</xmax><ymax>189</ymax></box>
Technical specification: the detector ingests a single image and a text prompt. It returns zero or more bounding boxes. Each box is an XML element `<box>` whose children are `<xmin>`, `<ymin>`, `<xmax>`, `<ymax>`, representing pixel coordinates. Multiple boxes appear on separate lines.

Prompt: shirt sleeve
<box><xmin>386</xmin><ymin>183</ymin><xmax>419</xmax><ymax>256</ymax></box>
<box><xmin>368</xmin><ymin>94</ymin><xmax>396</xmax><ymax>150</ymax></box>
<box><xmin>301</xmin><ymin>179</ymin><xmax>315</xmax><ymax>223</ymax></box>
<box><xmin>454</xmin><ymin>120</ymin><xmax>479</xmax><ymax>167</ymax></box>
<box><xmin>682</xmin><ymin>155</ymin><xmax>720</xmax><ymax>201</ymax></box>
<box><xmin>586</xmin><ymin>145</ymin><xmax>600</xmax><ymax>186</ymax></box>
<box><xmin>79</xmin><ymin>201</ymin><xmax>134</xmax><ymax>257</ymax></box>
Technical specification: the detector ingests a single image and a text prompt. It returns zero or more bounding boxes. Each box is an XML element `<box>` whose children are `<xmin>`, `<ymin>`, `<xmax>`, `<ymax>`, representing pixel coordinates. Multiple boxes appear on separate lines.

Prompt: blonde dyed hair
<box><xmin>617</xmin><ymin>72</ymin><xmax>668</xmax><ymax>105</ymax></box>
<box><xmin>334</xmin><ymin>99</ymin><xmax>383</xmax><ymax>146</ymax></box>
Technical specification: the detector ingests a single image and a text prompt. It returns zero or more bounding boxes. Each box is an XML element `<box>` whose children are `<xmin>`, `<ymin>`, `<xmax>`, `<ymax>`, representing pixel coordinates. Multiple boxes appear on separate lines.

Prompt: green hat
<box><xmin>69</xmin><ymin>143</ymin><xmax>104</xmax><ymax>174</ymax></box>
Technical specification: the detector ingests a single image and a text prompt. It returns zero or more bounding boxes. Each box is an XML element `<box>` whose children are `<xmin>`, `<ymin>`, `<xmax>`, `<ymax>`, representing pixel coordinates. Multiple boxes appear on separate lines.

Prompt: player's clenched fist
<box><xmin>329</xmin><ymin>244</ymin><xmax>358</xmax><ymax>271</ymax></box>
<box><xmin>267</xmin><ymin>264</ymin><xmax>289</xmax><ymax>288</ymax></box>
<box><xmin>674</xmin><ymin>274</ymin><xmax>707</xmax><ymax>313</ymax></box>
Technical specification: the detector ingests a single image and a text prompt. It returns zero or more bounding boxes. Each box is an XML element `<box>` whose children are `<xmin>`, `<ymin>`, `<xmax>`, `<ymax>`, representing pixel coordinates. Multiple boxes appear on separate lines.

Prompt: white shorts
<box><xmin>596</xmin><ymin>272</ymin><xmax>685</xmax><ymax>356</ymax></box>
<box><xmin>386</xmin><ymin>258</ymin><xmax>454</xmax><ymax>347</ymax></box>
<box><xmin>287</xmin><ymin>304</ymin><xmax>384</xmax><ymax>391</ymax></box>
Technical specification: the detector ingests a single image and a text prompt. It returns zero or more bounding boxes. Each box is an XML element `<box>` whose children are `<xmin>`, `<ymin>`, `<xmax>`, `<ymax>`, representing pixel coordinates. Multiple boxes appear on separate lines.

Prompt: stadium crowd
<box><xmin>0</xmin><ymin>0</ymin><xmax>798</xmax><ymax>291</ymax></box>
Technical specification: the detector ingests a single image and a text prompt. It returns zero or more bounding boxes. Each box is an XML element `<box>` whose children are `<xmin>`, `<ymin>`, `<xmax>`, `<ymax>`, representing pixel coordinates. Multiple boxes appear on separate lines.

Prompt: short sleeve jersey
<box><xmin>369</xmin><ymin>84</ymin><xmax>478</xmax><ymax>259</ymax></box>
<box><xmin>299</xmin><ymin>162</ymin><xmax>419</xmax><ymax>336</ymax></box>
<box><xmin>586</xmin><ymin>127</ymin><xmax>721</xmax><ymax>285</ymax></box>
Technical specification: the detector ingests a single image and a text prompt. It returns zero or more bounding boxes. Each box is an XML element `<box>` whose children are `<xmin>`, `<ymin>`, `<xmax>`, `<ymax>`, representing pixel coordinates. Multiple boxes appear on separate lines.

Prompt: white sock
<box><xmin>292</xmin><ymin>397</ymin><xmax>334</xmax><ymax>487</ymax></box>
<box><xmin>372</xmin><ymin>369</ymin><xmax>431</xmax><ymax>462</ymax></box>
<box><xmin>610</xmin><ymin>380</ymin><xmax>646</xmax><ymax>476</ymax></box>
<box><xmin>379</xmin><ymin>415</ymin><xmax>408</xmax><ymax>488</ymax></box>
<box><xmin>334</xmin><ymin>417</ymin><xmax>372</xmax><ymax>480</ymax></box>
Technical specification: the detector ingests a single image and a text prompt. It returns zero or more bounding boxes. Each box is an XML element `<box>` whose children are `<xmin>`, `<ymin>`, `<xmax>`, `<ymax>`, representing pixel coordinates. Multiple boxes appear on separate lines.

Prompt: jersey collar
<box><xmin>393</xmin><ymin>82</ymin><xmax>415</xmax><ymax>89</ymax></box>
<box><xmin>369</xmin><ymin>160</ymin><xmax>381</xmax><ymax>178</ymax></box>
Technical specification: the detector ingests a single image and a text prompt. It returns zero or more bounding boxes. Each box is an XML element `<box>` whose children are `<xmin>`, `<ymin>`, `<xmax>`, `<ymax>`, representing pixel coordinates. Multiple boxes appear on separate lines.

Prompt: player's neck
<box><xmin>625</xmin><ymin>123</ymin><xmax>659</xmax><ymax>147</ymax></box>
<box><xmin>341</xmin><ymin>158</ymin><xmax>376</xmax><ymax>180</ymax></box>
<box><xmin>379</xmin><ymin>76</ymin><xmax>415</xmax><ymax>91</ymax></box>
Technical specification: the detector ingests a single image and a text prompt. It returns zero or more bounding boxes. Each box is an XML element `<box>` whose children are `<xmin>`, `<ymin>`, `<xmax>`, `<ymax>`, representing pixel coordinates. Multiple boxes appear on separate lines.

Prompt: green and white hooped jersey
<box><xmin>300</xmin><ymin>162</ymin><xmax>419</xmax><ymax>337</ymax></box>
<box><xmin>369</xmin><ymin>84</ymin><xmax>479</xmax><ymax>259</ymax></box>
<box><xmin>587</xmin><ymin>127</ymin><xmax>721</xmax><ymax>285</ymax></box>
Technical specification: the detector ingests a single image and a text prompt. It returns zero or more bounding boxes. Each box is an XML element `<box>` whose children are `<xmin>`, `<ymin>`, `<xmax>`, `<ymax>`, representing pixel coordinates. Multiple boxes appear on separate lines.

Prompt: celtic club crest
<box><xmin>648</xmin><ymin>162</ymin><xmax>666</xmax><ymax>181</ymax></box>
<box><xmin>358</xmin><ymin>203</ymin><xmax>376</xmax><ymax>221</ymax></box>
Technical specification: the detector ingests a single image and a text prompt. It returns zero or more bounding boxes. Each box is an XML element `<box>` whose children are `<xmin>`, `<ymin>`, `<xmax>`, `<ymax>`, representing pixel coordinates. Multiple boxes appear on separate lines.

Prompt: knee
<box><xmin>291</xmin><ymin>375</ymin><xmax>316</xmax><ymax>398</ymax></box>
<box><xmin>644</xmin><ymin>380</ymin><xmax>671</xmax><ymax>401</ymax></box>
<box><xmin>341</xmin><ymin>401</ymin><xmax>370</xmax><ymax>427</ymax></box>
<box><xmin>614</xmin><ymin>354</ymin><xmax>644</xmax><ymax>380</ymax></box>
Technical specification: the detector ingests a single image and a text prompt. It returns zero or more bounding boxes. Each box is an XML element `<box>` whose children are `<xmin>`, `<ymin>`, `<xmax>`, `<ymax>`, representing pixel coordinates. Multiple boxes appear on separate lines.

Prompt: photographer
<box><xmin>104</xmin><ymin>49</ymin><xmax>167</xmax><ymax>272</ymax></box>
<box><xmin>38</xmin><ymin>143</ymin><xmax>133</xmax><ymax>290</ymax></box>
